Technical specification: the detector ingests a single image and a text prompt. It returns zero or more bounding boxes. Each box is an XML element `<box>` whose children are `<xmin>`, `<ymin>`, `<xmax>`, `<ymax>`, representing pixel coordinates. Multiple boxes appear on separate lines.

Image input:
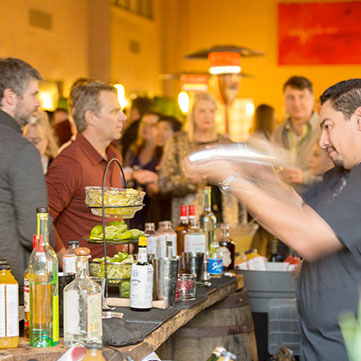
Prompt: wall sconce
<box><xmin>114</xmin><ymin>83</ymin><xmax>128</xmax><ymax>109</ymax></box>
<box><xmin>38</xmin><ymin>81</ymin><xmax>60</xmax><ymax>111</ymax></box>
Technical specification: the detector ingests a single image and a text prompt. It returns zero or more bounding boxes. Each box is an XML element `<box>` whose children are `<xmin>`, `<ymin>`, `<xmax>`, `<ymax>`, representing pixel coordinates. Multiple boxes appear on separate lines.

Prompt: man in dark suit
<box><xmin>0</xmin><ymin>57</ymin><xmax>50</xmax><ymax>301</ymax></box>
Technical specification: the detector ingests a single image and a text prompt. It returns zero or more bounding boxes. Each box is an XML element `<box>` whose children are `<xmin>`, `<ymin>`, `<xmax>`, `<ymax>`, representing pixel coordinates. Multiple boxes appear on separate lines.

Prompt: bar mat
<box><xmin>111</xmin><ymin>275</ymin><xmax>237</xmax><ymax>338</ymax></box>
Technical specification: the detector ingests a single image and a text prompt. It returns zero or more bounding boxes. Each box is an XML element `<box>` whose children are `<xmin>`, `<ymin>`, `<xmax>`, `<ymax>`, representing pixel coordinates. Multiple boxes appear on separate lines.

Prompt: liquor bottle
<box><xmin>24</xmin><ymin>235</ymin><xmax>38</xmax><ymax>341</ymax></box>
<box><xmin>157</xmin><ymin>221</ymin><xmax>177</xmax><ymax>258</ymax></box>
<box><xmin>29</xmin><ymin>207</ymin><xmax>59</xmax><ymax>347</ymax></box>
<box><xmin>62</xmin><ymin>240</ymin><xmax>80</xmax><ymax>275</ymax></box>
<box><xmin>0</xmin><ymin>260</ymin><xmax>19</xmax><ymax>349</ymax></box>
<box><xmin>187</xmin><ymin>204</ymin><xmax>196</xmax><ymax>228</ymax></box>
<box><xmin>199</xmin><ymin>187</ymin><xmax>217</xmax><ymax>253</ymax></box>
<box><xmin>63</xmin><ymin>247</ymin><xmax>102</xmax><ymax>346</ymax></box>
<box><xmin>208</xmin><ymin>241</ymin><xmax>223</xmax><ymax>278</ymax></box>
<box><xmin>206</xmin><ymin>346</ymin><xmax>227</xmax><ymax>361</ymax></box>
<box><xmin>218</xmin><ymin>224</ymin><xmax>235</xmax><ymax>271</ymax></box>
<box><xmin>175</xmin><ymin>205</ymin><xmax>188</xmax><ymax>256</ymax></box>
<box><xmin>184</xmin><ymin>219</ymin><xmax>206</xmax><ymax>253</ymax></box>
<box><xmin>130</xmin><ymin>236</ymin><xmax>153</xmax><ymax>311</ymax></box>
<box><xmin>284</xmin><ymin>248</ymin><xmax>302</xmax><ymax>271</ymax></box>
<box><xmin>268</xmin><ymin>238</ymin><xmax>283</xmax><ymax>262</ymax></box>
<box><xmin>144</xmin><ymin>223</ymin><xmax>158</xmax><ymax>260</ymax></box>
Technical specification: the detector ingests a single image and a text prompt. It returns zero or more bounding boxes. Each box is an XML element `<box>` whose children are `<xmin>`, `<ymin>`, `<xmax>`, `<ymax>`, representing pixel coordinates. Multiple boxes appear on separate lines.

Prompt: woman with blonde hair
<box><xmin>23</xmin><ymin>110</ymin><xmax>58</xmax><ymax>173</ymax></box>
<box><xmin>159</xmin><ymin>92</ymin><xmax>238</xmax><ymax>227</ymax></box>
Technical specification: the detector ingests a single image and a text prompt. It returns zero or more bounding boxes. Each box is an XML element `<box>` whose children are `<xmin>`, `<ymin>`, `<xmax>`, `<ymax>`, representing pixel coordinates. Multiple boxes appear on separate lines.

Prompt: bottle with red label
<box><xmin>187</xmin><ymin>205</ymin><xmax>196</xmax><ymax>230</ymax></box>
<box><xmin>175</xmin><ymin>205</ymin><xmax>188</xmax><ymax>256</ymax></box>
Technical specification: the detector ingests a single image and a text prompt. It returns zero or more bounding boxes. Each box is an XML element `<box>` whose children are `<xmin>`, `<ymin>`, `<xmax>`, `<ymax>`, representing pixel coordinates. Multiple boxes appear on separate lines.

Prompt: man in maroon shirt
<box><xmin>46</xmin><ymin>81</ymin><xmax>127</xmax><ymax>261</ymax></box>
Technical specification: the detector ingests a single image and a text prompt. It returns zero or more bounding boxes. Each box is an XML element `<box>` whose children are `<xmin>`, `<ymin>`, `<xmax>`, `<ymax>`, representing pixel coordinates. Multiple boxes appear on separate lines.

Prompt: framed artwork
<box><xmin>278</xmin><ymin>2</ymin><xmax>361</xmax><ymax>65</ymax></box>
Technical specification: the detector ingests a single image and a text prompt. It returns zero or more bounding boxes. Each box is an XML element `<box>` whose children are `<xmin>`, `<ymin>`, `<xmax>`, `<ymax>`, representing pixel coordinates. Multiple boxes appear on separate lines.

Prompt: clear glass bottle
<box><xmin>184</xmin><ymin>219</ymin><xmax>206</xmax><ymax>253</ymax></box>
<box><xmin>0</xmin><ymin>260</ymin><xmax>19</xmax><ymax>349</ymax></box>
<box><xmin>24</xmin><ymin>235</ymin><xmax>38</xmax><ymax>341</ymax></box>
<box><xmin>29</xmin><ymin>207</ymin><xmax>59</xmax><ymax>347</ymax></box>
<box><xmin>62</xmin><ymin>240</ymin><xmax>80</xmax><ymax>275</ymax></box>
<box><xmin>144</xmin><ymin>223</ymin><xmax>158</xmax><ymax>260</ymax></box>
<box><xmin>63</xmin><ymin>247</ymin><xmax>102</xmax><ymax>346</ymax></box>
<box><xmin>157</xmin><ymin>221</ymin><xmax>177</xmax><ymax>258</ymax></box>
<box><xmin>199</xmin><ymin>187</ymin><xmax>217</xmax><ymax>253</ymax></box>
<box><xmin>130</xmin><ymin>237</ymin><xmax>153</xmax><ymax>311</ymax></box>
<box><xmin>218</xmin><ymin>224</ymin><xmax>235</xmax><ymax>271</ymax></box>
<box><xmin>175</xmin><ymin>205</ymin><xmax>188</xmax><ymax>256</ymax></box>
<box><xmin>208</xmin><ymin>241</ymin><xmax>223</xmax><ymax>278</ymax></box>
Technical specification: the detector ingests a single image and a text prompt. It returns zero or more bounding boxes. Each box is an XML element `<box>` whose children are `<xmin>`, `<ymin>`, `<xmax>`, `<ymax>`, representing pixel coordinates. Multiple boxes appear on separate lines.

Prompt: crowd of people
<box><xmin>1</xmin><ymin>56</ymin><xmax>361</xmax><ymax>361</ymax></box>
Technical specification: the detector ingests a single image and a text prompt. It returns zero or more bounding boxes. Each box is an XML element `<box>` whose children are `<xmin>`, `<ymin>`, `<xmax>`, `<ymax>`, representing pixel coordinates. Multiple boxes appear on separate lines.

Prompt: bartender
<box><xmin>184</xmin><ymin>78</ymin><xmax>361</xmax><ymax>361</ymax></box>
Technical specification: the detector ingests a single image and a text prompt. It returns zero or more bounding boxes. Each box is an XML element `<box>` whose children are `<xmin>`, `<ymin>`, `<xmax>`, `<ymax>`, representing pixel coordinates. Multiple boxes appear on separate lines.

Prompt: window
<box><xmin>111</xmin><ymin>0</ymin><xmax>153</xmax><ymax>19</ymax></box>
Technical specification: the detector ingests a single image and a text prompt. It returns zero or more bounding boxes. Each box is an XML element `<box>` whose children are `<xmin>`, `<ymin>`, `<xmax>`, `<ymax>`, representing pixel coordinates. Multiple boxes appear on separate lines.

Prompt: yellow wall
<box><xmin>0</xmin><ymin>0</ymin><xmax>88</xmax><ymax>96</ymax></box>
<box><xmin>162</xmin><ymin>0</ymin><xmax>361</xmax><ymax>122</ymax></box>
<box><xmin>110</xmin><ymin>1</ymin><xmax>162</xmax><ymax>96</ymax></box>
<box><xmin>0</xmin><ymin>0</ymin><xmax>163</xmax><ymax>97</ymax></box>
<box><xmin>1</xmin><ymin>0</ymin><xmax>361</xmax><ymax>113</ymax></box>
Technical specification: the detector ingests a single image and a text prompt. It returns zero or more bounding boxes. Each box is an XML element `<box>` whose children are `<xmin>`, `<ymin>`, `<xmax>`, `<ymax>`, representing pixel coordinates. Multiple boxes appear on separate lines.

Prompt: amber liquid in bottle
<box><xmin>176</xmin><ymin>205</ymin><xmax>188</xmax><ymax>256</ymax></box>
<box><xmin>218</xmin><ymin>224</ymin><xmax>235</xmax><ymax>271</ymax></box>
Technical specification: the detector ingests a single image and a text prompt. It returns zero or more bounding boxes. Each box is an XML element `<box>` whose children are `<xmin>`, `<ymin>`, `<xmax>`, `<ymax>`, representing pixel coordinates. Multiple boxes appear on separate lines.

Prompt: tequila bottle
<box><xmin>63</xmin><ymin>247</ymin><xmax>102</xmax><ymax>346</ymax></box>
<box><xmin>29</xmin><ymin>207</ymin><xmax>59</xmax><ymax>347</ymax></box>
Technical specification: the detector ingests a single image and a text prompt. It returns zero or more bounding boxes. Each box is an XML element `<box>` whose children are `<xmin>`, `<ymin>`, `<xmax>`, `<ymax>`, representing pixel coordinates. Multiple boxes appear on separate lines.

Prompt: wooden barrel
<box><xmin>157</xmin><ymin>288</ymin><xmax>258</xmax><ymax>361</ymax></box>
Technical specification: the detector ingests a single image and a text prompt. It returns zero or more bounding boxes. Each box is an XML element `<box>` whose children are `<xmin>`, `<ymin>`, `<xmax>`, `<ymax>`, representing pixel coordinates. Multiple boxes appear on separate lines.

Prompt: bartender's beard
<box><xmin>332</xmin><ymin>158</ymin><xmax>344</xmax><ymax>168</ymax></box>
<box><xmin>327</xmin><ymin>145</ymin><xmax>344</xmax><ymax>168</ymax></box>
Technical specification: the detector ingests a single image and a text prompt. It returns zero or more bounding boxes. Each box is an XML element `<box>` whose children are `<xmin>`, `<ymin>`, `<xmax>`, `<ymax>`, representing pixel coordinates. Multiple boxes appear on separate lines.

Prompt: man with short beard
<box><xmin>0</xmin><ymin>57</ymin><xmax>50</xmax><ymax>301</ymax></box>
<box><xmin>185</xmin><ymin>78</ymin><xmax>361</xmax><ymax>361</ymax></box>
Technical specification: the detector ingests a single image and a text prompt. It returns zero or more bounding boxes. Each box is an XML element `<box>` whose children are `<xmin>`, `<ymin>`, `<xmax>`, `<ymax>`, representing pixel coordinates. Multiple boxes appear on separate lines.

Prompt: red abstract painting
<box><xmin>278</xmin><ymin>2</ymin><xmax>361</xmax><ymax>65</ymax></box>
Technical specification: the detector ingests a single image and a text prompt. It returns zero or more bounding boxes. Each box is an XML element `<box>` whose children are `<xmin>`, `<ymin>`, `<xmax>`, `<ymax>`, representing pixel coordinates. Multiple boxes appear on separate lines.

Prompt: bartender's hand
<box><xmin>183</xmin><ymin>158</ymin><xmax>237</xmax><ymax>185</ymax></box>
<box><xmin>278</xmin><ymin>167</ymin><xmax>304</xmax><ymax>184</ymax></box>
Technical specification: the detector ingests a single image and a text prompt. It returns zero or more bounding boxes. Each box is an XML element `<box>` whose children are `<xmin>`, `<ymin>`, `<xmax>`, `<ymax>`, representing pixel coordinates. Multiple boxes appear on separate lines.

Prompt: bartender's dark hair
<box><xmin>0</xmin><ymin>58</ymin><xmax>42</xmax><ymax>102</ymax></box>
<box><xmin>320</xmin><ymin>79</ymin><xmax>361</xmax><ymax>119</ymax></box>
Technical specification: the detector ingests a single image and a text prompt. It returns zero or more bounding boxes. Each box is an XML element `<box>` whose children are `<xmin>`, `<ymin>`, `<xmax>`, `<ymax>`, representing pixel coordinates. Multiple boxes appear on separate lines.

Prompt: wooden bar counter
<box><xmin>0</xmin><ymin>275</ymin><xmax>243</xmax><ymax>361</ymax></box>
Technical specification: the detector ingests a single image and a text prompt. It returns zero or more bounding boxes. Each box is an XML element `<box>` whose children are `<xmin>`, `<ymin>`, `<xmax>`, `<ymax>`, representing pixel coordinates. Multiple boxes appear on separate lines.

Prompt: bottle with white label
<box><xmin>184</xmin><ymin>219</ymin><xmax>206</xmax><ymax>253</ymax></box>
<box><xmin>63</xmin><ymin>247</ymin><xmax>102</xmax><ymax>346</ymax></box>
<box><xmin>0</xmin><ymin>260</ymin><xmax>19</xmax><ymax>349</ymax></box>
<box><xmin>62</xmin><ymin>240</ymin><xmax>80</xmax><ymax>275</ymax></box>
<box><xmin>144</xmin><ymin>223</ymin><xmax>158</xmax><ymax>260</ymax></box>
<box><xmin>157</xmin><ymin>221</ymin><xmax>177</xmax><ymax>258</ymax></box>
<box><xmin>130</xmin><ymin>237</ymin><xmax>153</xmax><ymax>311</ymax></box>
